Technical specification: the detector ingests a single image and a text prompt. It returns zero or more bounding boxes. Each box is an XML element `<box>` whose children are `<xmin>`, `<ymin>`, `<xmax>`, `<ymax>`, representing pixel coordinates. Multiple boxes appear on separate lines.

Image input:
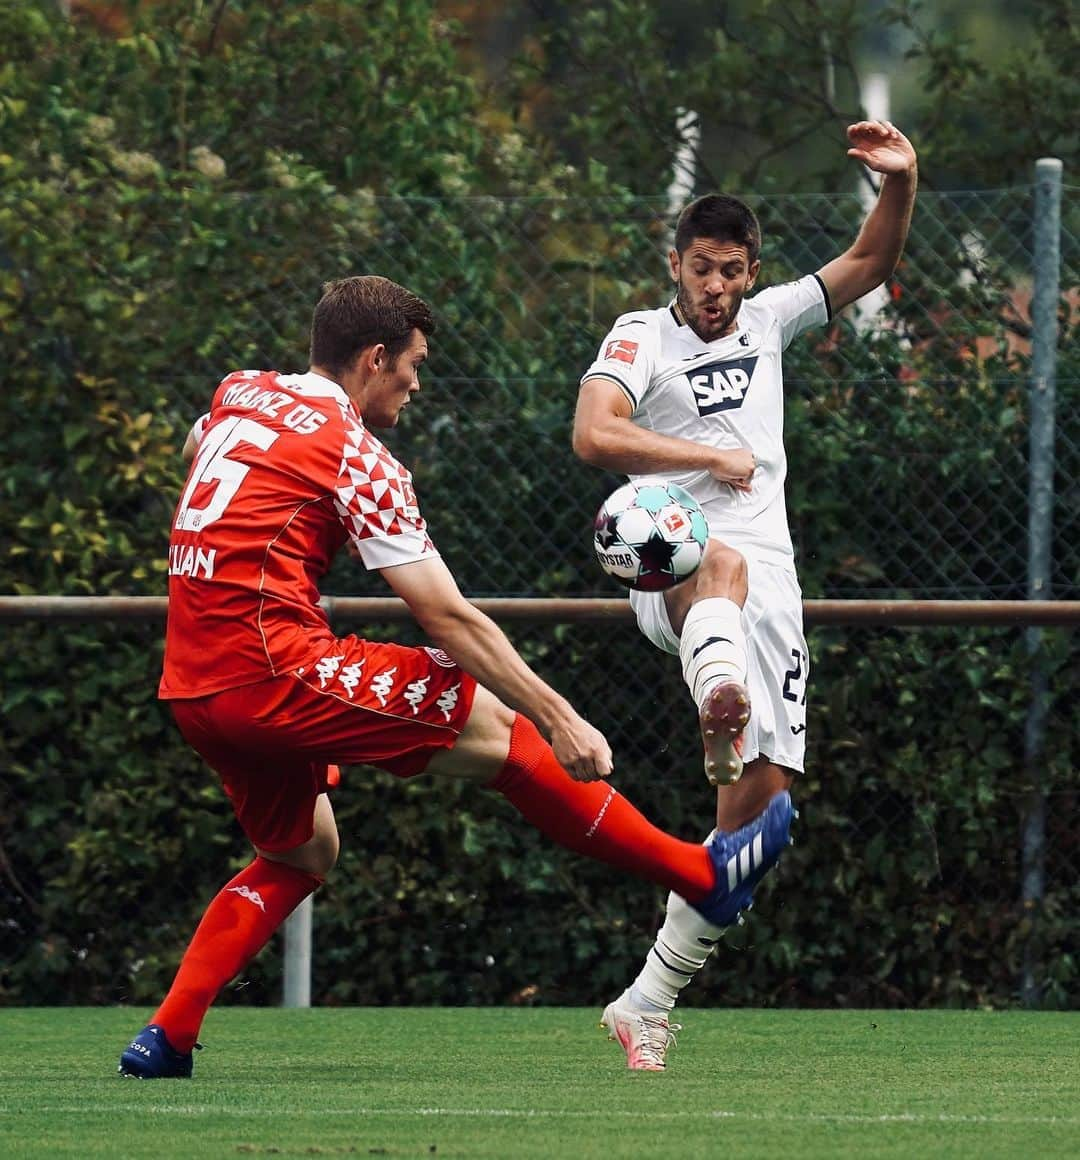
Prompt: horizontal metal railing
<box><xmin>2</xmin><ymin>595</ymin><xmax>1079</xmax><ymax>626</ymax></box>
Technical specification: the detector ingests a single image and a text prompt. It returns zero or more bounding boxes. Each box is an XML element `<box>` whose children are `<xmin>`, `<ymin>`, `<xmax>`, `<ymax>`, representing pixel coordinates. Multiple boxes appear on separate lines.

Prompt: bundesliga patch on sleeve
<box><xmin>604</xmin><ymin>338</ymin><xmax>639</xmax><ymax>364</ymax></box>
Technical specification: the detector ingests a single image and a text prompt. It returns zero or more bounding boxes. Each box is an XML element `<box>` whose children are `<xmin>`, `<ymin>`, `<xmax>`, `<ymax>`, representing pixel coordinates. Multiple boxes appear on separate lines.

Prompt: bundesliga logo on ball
<box><xmin>593</xmin><ymin>480</ymin><xmax>709</xmax><ymax>591</ymax></box>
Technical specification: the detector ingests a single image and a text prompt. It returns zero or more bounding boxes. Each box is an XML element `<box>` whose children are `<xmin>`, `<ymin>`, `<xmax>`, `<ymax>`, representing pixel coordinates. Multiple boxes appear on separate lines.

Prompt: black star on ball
<box><xmin>636</xmin><ymin>531</ymin><xmax>677</xmax><ymax>573</ymax></box>
<box><xmin>594</xmin><ymin>513</ymin><xmax>620</xmax><ymax>550</ymax></box>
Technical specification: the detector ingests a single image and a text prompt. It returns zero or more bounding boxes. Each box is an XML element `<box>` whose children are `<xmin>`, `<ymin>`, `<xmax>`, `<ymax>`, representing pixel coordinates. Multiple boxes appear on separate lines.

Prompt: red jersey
<box><xmin>160</xmin><ymin>369</ymin><xmax>437</xmax><ymax>699</ymax></box>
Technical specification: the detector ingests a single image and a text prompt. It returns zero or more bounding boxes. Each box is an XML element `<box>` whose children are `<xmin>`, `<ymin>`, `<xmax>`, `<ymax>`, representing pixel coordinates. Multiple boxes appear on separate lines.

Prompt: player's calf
<box><xmin>694</xmin><ymin>789</ymin><xmax>794</xmax><ymax>927</ymax></box>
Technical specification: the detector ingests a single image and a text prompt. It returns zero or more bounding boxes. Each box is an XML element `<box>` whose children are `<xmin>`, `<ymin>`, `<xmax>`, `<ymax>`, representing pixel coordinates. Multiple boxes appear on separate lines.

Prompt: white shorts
<box><xmin>629</xmin><ymin>549</ymin><xmax>810</xmax><ymax>772</ymax></box>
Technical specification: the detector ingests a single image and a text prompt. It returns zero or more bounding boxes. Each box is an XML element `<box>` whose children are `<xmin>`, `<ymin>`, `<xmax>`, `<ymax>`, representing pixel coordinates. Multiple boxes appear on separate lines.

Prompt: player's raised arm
<box><xmin>817</xmin><ymin>120</ymin><xmax>918</xmax><ymax>314</ymax></box>
<box><xmin>379</xmin><ymin>554</ymin><xmax>614</xmax><ymax>781</ymax></box>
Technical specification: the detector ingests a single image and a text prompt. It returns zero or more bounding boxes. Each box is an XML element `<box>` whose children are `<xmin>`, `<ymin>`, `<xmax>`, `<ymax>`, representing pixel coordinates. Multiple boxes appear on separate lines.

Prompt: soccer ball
<box><xmin>593</xmin><ymin>480</ymin><xmax>709</xmax><ymax>591</ymax></box>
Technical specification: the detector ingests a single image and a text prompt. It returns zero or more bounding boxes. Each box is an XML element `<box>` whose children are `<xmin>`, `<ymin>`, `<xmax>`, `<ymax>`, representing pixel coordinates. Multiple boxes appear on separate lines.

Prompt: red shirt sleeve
<box><xmin>332</xmin><ymin>414</ymin><xmax>438</xmax><ymax>569</ymax></box>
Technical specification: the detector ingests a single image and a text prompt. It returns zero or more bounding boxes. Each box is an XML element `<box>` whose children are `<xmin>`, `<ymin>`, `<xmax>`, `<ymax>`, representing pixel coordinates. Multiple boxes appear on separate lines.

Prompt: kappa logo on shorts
<box><xmin>688</xmin><ymin>356</ymin><xmax>759</xmax><ymax>415</ymax></box>
<box><xmin>369</xmin><ymin>667</ymin><xmax>398</xmax><ymax>707</ymax></box>
<box><xmin>338</xmin><ymin>660</ymin><xmax>365</xmax><ymax>699</ymax></box>
<box><xmin>424</xmin><ymin>647</ymin><xmax>456</xmax><ymax>669</ymax></box>
<box><xmin>436</xmin><ymin>682</ymin><xmax>461</xmax><ymax>722</ymax></box>
<box><xmin>405</xmin><ymin>676</ymin><xmax>431</xmax><ymax>715</ymax></box>
<box><xmin>315</xmin><ymin>654</ymin><xmax>345</xmax><ymax>689</ymax></box>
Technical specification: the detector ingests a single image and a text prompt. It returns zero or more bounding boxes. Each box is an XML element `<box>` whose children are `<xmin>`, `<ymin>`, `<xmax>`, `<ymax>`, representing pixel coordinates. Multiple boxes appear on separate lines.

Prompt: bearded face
<box><xmin>670</xmin><ymin>238</ymin><xmax>759</xmax><ymax>343</ymax></box>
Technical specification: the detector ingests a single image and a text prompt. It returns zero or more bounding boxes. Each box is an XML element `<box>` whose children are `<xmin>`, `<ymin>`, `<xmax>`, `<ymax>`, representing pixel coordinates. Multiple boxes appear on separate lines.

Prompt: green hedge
<box><xmin>1</xmin><ymin>1</ymin><xmax>1077</xmax><ymax>1010</ymax></box>
<box><xmin>2</xmin><ymin>618</ymin><xmax>1076</xmax><ymax>1009</ymax></box>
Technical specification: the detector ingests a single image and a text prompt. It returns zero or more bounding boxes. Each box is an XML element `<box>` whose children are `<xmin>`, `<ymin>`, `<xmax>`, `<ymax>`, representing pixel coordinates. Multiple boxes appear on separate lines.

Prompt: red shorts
<box><xmin>169</xmin><ymin>636</ymin><xmax>477</xmax><ymax>852</ymax></box>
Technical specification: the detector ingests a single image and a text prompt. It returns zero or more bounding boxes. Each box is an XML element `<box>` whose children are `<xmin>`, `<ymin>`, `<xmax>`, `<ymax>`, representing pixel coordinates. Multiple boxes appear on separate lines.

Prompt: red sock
<box><xmin>153</xmin><ymin>856</ymin><xmax>321</xmax><ymax>1052</ymax></box>
<box><xmin>488</xmin><ymin>714</ymin><xmax>714</xmax><ymax>901</ymax></box>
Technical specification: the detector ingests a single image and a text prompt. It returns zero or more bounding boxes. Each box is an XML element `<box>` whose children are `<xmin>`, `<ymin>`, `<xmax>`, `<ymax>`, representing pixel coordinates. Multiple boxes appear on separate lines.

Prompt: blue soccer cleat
<box><xmin>692</xmin><ymin>790</ymin><xmax>795</xmax><ymax>927</ymax></box>
<box><xmin>118</xmin><ymin>1024</ymin><xmax>198</xmax><ymax>1079</ymax></box>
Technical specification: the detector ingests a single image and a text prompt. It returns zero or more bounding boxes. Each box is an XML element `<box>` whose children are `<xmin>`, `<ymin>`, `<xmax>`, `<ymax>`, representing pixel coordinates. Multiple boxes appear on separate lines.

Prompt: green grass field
<box><xmin>0</xmin><ymin>1008</ymin><xmax>1076</xmax><ymax>1158</ymax></box>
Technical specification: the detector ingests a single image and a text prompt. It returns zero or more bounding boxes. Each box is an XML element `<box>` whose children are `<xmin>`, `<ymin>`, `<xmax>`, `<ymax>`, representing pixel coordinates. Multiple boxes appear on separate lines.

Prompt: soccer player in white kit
<box><xmin>574</xmin><ymin>121</ymin><xmax>918</xmax><ymax>1069</ymax></box>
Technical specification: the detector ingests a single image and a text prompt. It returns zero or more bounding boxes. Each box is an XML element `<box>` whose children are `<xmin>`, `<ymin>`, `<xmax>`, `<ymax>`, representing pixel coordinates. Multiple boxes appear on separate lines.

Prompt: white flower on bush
<box><xmin>437</xmin><ymin>152</ymin><xmax>470</xmax><ymax>196</ymax></box>
<box><xmin>190</xmin><ymin>145</ymin><xmax>226</xmax><ymax>180</ymax></box>
<box><xmin>110</xmin><ymin>149</ymin><xmax>163</xmax><ymax>181</ymax></box>
<box><xmin>265</xmin><ymin>149</ymin><xmax>301</xmax><ymax>190</ymax></box>
<box><xmin>84</xmin><ymin>114</ymin><xmax>115</xmax><ymax>141</ymax></box>
<box><xmin>494</xmin><ymin>131</ymin><xmax>526</xmax><ymax>172</ymax></box>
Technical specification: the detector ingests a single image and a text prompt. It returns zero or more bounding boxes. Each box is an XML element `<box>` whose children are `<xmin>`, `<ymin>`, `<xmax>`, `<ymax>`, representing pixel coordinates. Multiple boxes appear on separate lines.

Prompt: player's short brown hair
<box><xmin>310</xmin><ymin>275</ymin><xmax>436</xmax><ymax>376</ymax></box>
<box><xmin>674</xmin><ymin>194</ymin><xmax>761</xmax><ymax>264</ymax></box>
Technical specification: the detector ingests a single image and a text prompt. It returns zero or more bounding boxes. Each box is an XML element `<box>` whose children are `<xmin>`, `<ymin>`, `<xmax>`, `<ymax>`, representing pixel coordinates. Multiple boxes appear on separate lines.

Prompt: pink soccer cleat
<box><xmin>600</xmin><ymin>992</ymin><xmax>680</xmax><ymax>1071</ymax></box>
<box><xmin>700</xmin><ymin>680</ymin><xmax>751</xmax><ymax>785</ymax></box>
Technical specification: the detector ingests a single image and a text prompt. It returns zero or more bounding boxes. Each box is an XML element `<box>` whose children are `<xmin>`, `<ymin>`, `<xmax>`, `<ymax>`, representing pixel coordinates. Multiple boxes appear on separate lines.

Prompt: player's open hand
<box><xmin>550</xmin><ymin>716</ymin><xmax>614</xmax><ymax>782</ymax></box>
<box><xmin>846</xmin><ymin>121</ymin><xmax>917</xmax><ymax>176</ymax></box>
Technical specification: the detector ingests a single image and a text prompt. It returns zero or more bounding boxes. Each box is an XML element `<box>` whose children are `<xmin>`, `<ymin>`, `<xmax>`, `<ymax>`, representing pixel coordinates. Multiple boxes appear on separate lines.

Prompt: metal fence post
<box><xmin>283</xmin><ymin>895</ymin><xmax>313</xmax><ymax>1008</ymax></box>
<box><xmin>1021</xmin><ymin>157</ymin><xmax>1062</xmax><ymax>1008</ymax></box>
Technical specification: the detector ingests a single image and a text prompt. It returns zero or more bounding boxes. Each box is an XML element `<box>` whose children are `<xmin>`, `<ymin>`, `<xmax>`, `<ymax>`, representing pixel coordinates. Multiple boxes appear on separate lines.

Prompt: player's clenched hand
<box><xmin>710</xmin><ymin>447</ymin><xmax>756</xmax><ymax>493</ymax></box>
<box><xmin>550</xmin><ymin>716</ymin><xmax>614</xmax><ymax>782</ymax></box>
<box><xmin>846</xmin><ymin>121</ymin><xmax>917</xmax><ymax>176</ymax></box>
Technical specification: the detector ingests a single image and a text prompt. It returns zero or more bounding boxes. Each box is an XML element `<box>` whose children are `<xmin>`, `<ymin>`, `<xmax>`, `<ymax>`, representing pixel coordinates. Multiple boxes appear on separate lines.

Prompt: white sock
<box><xmin>627</xmin><ymin>888</ymin><xmax>725</xmax><ymax>1013</ymax></box>
<box><xmin>678</xmin><ymin>597</ymin><xmax>747</xmax><ymax>707</ymax></box>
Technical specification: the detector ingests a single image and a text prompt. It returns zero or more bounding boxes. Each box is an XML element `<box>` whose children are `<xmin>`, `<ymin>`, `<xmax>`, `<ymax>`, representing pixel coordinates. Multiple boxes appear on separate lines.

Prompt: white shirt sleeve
<box><xmin>752</xmin><ymin>274</ymin><xmax>831</xmax><ymax>350</ymax></box>
<box><xmin>189</xmin><ymin>411</ymin><xmax>212</xmax><ymax>444</ymax></box>
<box><xmin>579</xmin><ymin>311</ymin><xmax>658</xmax><ymax>410</ymax></box>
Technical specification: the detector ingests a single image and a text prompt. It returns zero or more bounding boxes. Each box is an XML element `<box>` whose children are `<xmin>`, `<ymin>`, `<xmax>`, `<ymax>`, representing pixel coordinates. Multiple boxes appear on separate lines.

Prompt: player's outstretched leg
<box><xmin>489</xmin><ymin>717</ymin><xmax>794</xmax><ymax>920</ymax></box>
<box><xmin>487</xmin><ymin>714</ymin><xmax>719</xmax><ymax>902</ymax></box>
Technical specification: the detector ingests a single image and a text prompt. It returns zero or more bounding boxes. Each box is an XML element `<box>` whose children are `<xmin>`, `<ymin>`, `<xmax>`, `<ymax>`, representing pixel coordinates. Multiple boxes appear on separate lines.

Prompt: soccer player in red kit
<box><xmin>118</xmin><ymin>275</ymin><xmax>793</xmax><ymax>1078</ymax></box>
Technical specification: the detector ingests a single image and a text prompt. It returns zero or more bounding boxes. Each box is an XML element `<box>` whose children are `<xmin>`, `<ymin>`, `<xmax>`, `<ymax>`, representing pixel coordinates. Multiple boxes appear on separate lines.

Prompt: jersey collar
<box><xmin>277</xmin><ymin>370</ymin><xmax>351</xmax><ymax>407</ymax></box>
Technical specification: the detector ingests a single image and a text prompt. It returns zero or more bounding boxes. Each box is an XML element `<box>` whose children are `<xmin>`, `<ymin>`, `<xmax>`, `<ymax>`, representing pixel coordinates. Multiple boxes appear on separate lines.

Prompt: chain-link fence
<box><xmin>109</xmin><ymin>182</ymin><xmax>1076</xmax><ymax>603</ymax></box>
<box><xmin>3</xmin><ymin>175</ymin><xmax>1077</xmax><ymax>1007</ymax></box>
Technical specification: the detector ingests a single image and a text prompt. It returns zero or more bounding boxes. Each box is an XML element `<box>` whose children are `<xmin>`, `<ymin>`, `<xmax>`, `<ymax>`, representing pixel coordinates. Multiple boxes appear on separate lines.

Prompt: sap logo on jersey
<box><xmin>688</xmin><ymin>356</ymin><xmax>759</xmax><ymax>415</ymax></box>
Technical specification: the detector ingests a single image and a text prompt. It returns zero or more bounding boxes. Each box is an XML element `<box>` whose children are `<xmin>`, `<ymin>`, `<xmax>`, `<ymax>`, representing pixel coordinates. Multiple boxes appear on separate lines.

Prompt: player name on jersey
<box><xmin>168</xmin><ymin>544</ymin><xmax>216</xmax><ymax>579</ymax></box>
<box><xmin>220</xmin><ymin>379</ymin><xmax>330</xmax><ymax>436</ymax></box>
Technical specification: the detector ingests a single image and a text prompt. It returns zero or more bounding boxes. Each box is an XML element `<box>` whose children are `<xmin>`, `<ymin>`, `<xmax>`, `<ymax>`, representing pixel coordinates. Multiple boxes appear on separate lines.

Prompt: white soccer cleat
<box><xmin>700</xmin><ymin>680</ymin><xmax>750</xmax><ymax>785</ymax></box>
<box><xmin>600</xmin><ymin>992</ymin><xmax>680</xmax><ymax>1071</ymax></box>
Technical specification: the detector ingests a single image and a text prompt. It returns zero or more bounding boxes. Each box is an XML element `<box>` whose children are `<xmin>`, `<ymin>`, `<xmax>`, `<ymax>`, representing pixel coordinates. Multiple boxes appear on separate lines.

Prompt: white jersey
<box><xmin>581</xmin><ymin>274</ymin><xmax>830</xmax><ymax>568</ymax></box>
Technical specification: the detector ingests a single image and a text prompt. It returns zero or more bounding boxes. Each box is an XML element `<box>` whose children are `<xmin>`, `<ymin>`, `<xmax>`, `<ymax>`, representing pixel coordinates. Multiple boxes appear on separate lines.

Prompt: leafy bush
<box><xmin>1</xmin><ymin>0</ymin><xmax>1076</xmax><ymax>1010</ymax></box>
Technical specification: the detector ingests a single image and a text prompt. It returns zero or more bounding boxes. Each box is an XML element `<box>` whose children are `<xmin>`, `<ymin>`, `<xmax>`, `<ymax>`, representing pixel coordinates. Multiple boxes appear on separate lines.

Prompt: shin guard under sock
<box><xmin>487</xmin><ymin>714</ymin><xmax>713</xmax><ymax>901</ymax></box>
<box><xmin>629</xmin><ymin>888</ymin><xmax>725</xmax><ymax>1012</ymax></box>
<box><xmin>678</xmin><ymin>597</ymin><xmax>747</xmax><ymax>706</ymax></box>
<box><xmin>152</xmin><ymin>856</ymin><xmax>321</xmax><ymax>1052</ymax></box>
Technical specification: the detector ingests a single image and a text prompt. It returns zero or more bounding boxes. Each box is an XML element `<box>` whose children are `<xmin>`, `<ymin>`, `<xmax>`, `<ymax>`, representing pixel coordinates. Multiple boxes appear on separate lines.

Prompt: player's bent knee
<box><xmin>694</xmin><ymin>543</ymin><xmax>748</xmax><ymax>604</ymax></box>
<box><xmin>700</xmin><ymin>540</ymin><xmax>747</xmax><ymax>586</ymax></box>
<box><xmin>259</xmin><ymin>794</ymin><xmax>340</xmax><ymax>878</ymax></box>
<box><xmin>261</xmin><ymin>840</ymin><xmax>338</xmax><ymax>879</ymax></box>
<box><xmin>425</xmin><ymin>685</ymin><xmax>514</xmax><ymax>783</ymax></box>
<box><xmin>668</xmin><ymin>542</ymin><xmax>748</xmax><ymax>623</ymax></box>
